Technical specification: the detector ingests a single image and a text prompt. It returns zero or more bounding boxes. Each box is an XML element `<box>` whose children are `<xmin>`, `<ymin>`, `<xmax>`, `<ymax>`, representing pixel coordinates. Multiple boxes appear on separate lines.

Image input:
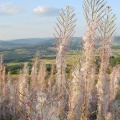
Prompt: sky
<box><xmin>0</xmin><ymin>0</ymin><xmax>120</xmax><ymax>40</ymax></box>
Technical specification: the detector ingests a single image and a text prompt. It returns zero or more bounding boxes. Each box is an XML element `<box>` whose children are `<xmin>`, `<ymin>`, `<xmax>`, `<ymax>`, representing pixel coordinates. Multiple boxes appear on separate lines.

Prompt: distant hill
<box><xmin>0</xmin><ymin>38</ymin><xmax>53</xmax><ymax>49</ymax></box>
<box><xmin>0</xmin><ymin>37</ymin><xmax>81</xmax><ymax>49</ymax></box>
<box><xmin>0</xmin><ymin>36</ymin><xmax>119</xmax><ymax>48</ymax></box>
<box><xmin>0</xmin><ymin>37</ymin><xmax>81</xmax><ymax>63</ymax></box>
<box><xmin>0</xmin><ymin>36</ymin><xmax>119</xmax><ymax>51</ymax></box>
<box><xmin>0</xmin><ymin>37</ymin><xmax>82</xmax><ymax>50</ymax></box>
<box><xmin>0</xmin><ymin>36</ymin><xmax>119</xmax><ymax>73</ymax></box>
<box><xmin>113</xmin><ymin>36</ymin><xmax>120</xmax><ymax>42</ymax></box>
<box><xmin>0</xmin><ymin>36</ymin><xmax>119</xmax><ymax>64</ymax></box>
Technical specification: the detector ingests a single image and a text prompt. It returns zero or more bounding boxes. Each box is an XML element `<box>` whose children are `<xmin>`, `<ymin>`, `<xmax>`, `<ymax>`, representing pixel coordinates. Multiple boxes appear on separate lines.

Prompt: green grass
<box><xmin>1</xmin><ymin>41</ymin><xmax>119</xmax><ymax>74</ymax></box>
<box><xmin>5</xmin><ymin>48</ymin><xmax>120</xmax><ymax>72</ymax></box>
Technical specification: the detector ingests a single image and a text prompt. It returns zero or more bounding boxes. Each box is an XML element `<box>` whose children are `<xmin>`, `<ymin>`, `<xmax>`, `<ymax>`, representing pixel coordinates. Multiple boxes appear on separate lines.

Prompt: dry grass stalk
<box><xmin>109</xmin><ymin>65</ymin><xmax>120</xmax><ymax>120</ymax></box>
<box><xmin>48</xmin><ymin>64</ymin><xmax>55</xmax><ymax>93</ymax></box>
<box><xmin>68</xmin><ymin>0</ymin><xmax>107</xmax><ymax>119</ymax></box>
<box><xmin>18</xmin><ymin>63</ymin><xmax>29</xmax><ymax>112</ymax></box>
<box><xmin>0</xmin><ymin>55</ymin><xmax>6</xmax><ymax>98</ymax></box>
<box><xmin>31</xmin><ymin>51</ymin><xmax>40</xmax><ymax>88</ymax></box>
<box><xmin>96</xmin><ymin>7</ymin><xmax>116</xmax><ymax>120</ymax></box>
<box><xmin>110</xmin><ymin>65</ymin><xmax>120</xmax><ymax>101</ymax></box>
<box><xmin>54</xmin><ymin>6</ymin><xmax>76</xmax><ymax>92</ymax></box>
<box><xmin>37</xmin><ymin>62</ymin><xmax>46</xmax><ymax>92</ymax></box>
<box><xmin>54</xmin><ymin>6</ymin><xmax>76</xmax><ymax>119</ymax></box>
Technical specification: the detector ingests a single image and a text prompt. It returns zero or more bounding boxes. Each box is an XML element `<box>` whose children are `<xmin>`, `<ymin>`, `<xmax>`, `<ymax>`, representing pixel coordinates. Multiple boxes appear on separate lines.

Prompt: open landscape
<box><xmin>0</xmin><ymin>0</ymin><xmax>120</xmax><ymax>120</ymax></box>
<box><xmin>0</xmin><ymin>37</ymin><xmax>120</xmax><ymax>74</ymax></box>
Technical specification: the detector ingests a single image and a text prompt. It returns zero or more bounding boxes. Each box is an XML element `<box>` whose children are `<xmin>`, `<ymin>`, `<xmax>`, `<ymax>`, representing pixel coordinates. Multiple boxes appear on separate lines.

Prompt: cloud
<box><xmin>0</xmin><ymin>24</ymin><xmax>12</xmax><ymax>28</ymax></box>
<box><xmin>0</xmin><ymin>2</ymin><xmax>21</xmax><ymax>15</ymax></box>
<box><xmin>33</xmin><ymin>6</ymin><xmax>59</xmax><ymax>16</ymax></box>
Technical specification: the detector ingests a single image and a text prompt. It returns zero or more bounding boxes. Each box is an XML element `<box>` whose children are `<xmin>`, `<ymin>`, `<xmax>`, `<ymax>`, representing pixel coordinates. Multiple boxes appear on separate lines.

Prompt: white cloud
<box><xmin>0</xmin><ymin>24</ymin><xmax>12</xmax><ymax>28</ymax></box>
<box><xmin>0</xmin><ymin>2</ymin><xmax>21</xmax><ymax>15</ymax></box>
<box><xmin>33</xmin><ymin>6</ymin><xmax>59</xmax><ymax>16</ymax></box>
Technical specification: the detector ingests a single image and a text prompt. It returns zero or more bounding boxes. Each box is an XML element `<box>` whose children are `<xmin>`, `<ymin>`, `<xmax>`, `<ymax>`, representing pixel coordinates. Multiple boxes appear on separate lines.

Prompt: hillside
<box><xmin>0</xmin><ymin>37</ymin><xmax>119</xmax><ymax>74</ymax></box>
<box><xmin>0</xmin><ymin>37</ymin><xmax>81</xmax><ymax>62</ymax></box>
<box><xmin>0</xmin><ymin>36</ymin><xmax>119</xmax><ymax>48</ymax></box>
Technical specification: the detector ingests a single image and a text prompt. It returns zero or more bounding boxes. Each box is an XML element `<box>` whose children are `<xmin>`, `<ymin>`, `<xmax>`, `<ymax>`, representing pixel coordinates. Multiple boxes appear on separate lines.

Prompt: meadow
<box><xmin>4</xmin><ymin>41</ymin><xmax>120</xmax><ymax>74</ymax></box>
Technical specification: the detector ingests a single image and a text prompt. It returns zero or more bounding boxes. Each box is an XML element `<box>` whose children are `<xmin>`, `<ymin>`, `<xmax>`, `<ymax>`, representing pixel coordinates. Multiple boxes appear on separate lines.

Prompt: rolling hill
<box><xmin>0</xmin><ymin>37</ymin><xmax>119</xmax><ymax>74</ymax></box>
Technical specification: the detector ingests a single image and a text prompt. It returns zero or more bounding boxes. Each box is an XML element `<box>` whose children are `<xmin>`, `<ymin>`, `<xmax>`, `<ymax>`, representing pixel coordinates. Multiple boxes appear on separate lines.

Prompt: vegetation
<box><xmin>0</xmin><ymin>0</ymin><xmax>120</xmax><ymax>120</ymax></box>
<box><xmin>2</xmin><ymin>41</ymin><xmax>120</xmax><ymax>74</ymax></box>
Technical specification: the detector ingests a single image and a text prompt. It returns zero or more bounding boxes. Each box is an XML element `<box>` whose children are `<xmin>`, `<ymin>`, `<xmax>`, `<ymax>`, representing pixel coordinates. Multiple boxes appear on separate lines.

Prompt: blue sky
<box><xmin>0</xmin><ymin>0</ymin><xmax>120</xmax><ymax>40</ymax></box>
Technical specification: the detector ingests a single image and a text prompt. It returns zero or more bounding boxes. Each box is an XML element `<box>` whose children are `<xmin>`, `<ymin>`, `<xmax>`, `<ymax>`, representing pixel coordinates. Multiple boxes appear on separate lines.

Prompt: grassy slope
<box><xmin>0</xmin><ymin>38</ymin><xmax>119</xmax><ymax>74</ymax></box>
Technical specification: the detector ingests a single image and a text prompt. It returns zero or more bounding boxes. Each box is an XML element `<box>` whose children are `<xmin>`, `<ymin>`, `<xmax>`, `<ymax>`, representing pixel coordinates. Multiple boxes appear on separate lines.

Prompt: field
<box><xmin>0</xmin><ymin>38</ymin><xmax>119</xmax><ymax>74</ymax></box>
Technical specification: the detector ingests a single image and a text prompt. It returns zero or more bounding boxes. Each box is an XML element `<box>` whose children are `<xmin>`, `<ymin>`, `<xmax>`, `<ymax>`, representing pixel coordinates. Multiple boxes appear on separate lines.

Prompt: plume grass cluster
<box><xmin>0</xmin><ymin>0</ymin><xmax>120</xmax><ymax>120</ymax></box>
